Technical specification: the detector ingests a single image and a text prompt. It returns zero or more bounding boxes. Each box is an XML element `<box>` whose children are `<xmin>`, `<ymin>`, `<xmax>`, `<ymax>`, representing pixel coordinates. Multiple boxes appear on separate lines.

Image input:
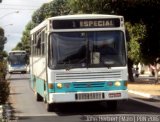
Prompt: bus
<box><xmin>8</xmin><ymin>50</ymin><xmax>28</xmax><ymax>74</ymax></box>
<box><xmin>30</xmin><ymin>14</ymin><xmax>128</xmax><ymax>111</ymax></box>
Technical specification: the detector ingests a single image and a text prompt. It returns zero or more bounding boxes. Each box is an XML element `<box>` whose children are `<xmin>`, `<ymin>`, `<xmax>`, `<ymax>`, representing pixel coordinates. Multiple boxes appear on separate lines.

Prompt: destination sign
<box><xmin>9</xmin><ymin>52</ymin><xmax>26</xmax><ymax>55</ymax></box>
<box><xmin>52</xmin><ymin>18</ymin><xmax>120</xmax><ymax>29</ymax></box>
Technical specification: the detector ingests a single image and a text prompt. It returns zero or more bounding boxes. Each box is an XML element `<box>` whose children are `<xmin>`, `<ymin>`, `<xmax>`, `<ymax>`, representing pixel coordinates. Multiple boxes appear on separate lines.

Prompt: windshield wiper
<box><xmin>64</xmin><ymin>61</ymin><xmax>72</xmax><ymax>71</ymax></box>
<box><xmin>104</xmin><ymin>61</ymin><xmax>114</xmax><ymax>69</ymax></box>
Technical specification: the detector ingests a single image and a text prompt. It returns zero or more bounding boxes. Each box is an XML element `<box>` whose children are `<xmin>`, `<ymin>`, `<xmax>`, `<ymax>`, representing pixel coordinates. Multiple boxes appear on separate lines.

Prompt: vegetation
<box><xmin>14</xmin><ymin>0</ymin><xmax>160</xmax><ymax>82</ymax></box>
<box><xmin>0</xmin><ymin>81</ymin><xmax>10</xmax><ymax>104</ymax></box>
<box><xmin>14</xmin><ymin>0</ymin><xmax>70</xmax><ymax>53</ymax></box>
<box><xmin>0</xmin><ymin>27</ymin><xmax>10</xmax><ymax>104</ymax></box>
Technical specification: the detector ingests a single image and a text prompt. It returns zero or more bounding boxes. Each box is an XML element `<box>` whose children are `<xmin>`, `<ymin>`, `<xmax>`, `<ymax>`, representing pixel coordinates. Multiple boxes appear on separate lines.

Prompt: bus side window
<box><xmin>41</xmin><ymin>31</ymin><xmax>45</xmax><ymax>56</ymax></box>
<box><xmin>36</xmin><ymin>33</ymin><xmax>41</xmax><ymax>49</ymax></box>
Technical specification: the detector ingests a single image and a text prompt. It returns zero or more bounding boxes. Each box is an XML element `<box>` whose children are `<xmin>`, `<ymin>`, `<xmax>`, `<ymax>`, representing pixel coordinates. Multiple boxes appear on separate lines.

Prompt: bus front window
<box><xmin>9</xmin><ymin>55</ymin><xmax>26</xmax><ymax>66</ymax></box>
<box><xmin>51</xmin><ymin>32</ymin><xmax>87</xmax><ymax>68</ymax></box>
<box><xmin>50</xmin><ymin>31</ymin><xmax>126</xmax><ymax>69</ymax></box>
<box><xmin>90</xmin><ymin>31</ymin><xmax>126</xmax><ymax>67</ymax></box>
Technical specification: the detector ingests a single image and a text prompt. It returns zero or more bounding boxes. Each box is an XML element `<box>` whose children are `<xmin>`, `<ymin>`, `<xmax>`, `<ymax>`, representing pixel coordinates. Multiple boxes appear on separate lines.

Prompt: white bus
<box><xmin>30</xmin><ymin>14</ymin><xmax>128</xmax><ymax>111</ymax></box>
<box><xmin>8</xmin><ymin>50</ymin><xmax>28</xmax><ymax>74</ymax></box>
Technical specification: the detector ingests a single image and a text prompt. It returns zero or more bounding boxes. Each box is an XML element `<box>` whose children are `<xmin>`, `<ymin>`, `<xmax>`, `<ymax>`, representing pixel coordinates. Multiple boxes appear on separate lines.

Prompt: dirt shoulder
<box><xmin>128</xmin><ymin>78</ymin><xmax>160</xmax><ymax>96</ymax></box>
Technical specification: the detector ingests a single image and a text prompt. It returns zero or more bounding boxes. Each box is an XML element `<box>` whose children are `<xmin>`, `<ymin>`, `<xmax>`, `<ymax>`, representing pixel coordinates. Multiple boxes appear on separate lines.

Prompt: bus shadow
<box><xmin>54</xmin><ymin>102</ymin><xmax>118</xmax><ymax>116</ymax></box>
<box><xmin>54</xmin><ymin>99</ymin><xmax>160</xmax><ymax>116</ymax></box>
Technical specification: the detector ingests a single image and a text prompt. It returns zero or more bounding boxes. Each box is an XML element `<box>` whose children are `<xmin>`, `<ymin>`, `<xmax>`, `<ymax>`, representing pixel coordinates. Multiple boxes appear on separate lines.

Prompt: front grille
<box><xmin>55</xmin><ymin>71</ymin><xmax>122</xmax><ymax>81</ymax></box>
<box><xmin>73</xmin><ymin>82</ymin><xmax>105</xmax><ymax>88</ymax></box>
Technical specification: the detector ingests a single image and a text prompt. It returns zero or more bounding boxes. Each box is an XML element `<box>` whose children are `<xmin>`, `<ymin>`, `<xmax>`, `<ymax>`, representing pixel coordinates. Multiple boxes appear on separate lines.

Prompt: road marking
<box><xmin>129</xmin><ymin>93</ymin><xmax>160</xmax><ymax>109</ymax></box>
<box><xmin>129</xmin><ymin>90</ymin><xmax>160</xmax><ymax>100</ymax></box>
<box><xmin>128</xmin><ymin>90</ymin><xmax>152</xmax><ymax>98</ymax></box>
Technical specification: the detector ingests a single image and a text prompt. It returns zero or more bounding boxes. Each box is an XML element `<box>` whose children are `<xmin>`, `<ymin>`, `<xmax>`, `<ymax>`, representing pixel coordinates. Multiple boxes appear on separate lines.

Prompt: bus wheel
<box><xmin>106</xmin><ymin>100</ymin><xmax>118</xmax><ymax>111</ymax></box>
<box><xmin>46</xmin><ymin>103</ymin><xmax>53</xmax><ymax>112</ymax></box>
<box><xmin>36</xmin><ymin>92</ymin><xmax>43</xmax><ymax>101</ymax></box>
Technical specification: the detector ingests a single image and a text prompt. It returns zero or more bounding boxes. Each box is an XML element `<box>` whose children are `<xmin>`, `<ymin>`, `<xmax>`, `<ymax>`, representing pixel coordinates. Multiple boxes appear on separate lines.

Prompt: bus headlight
<box><xmin>57</xmin><ymin>83</ymin><xmax>63</xmax><ymax>89</ymax></box>
<box><xmin>114</xmin><ymin>81</ymin><xmax>121</xmax><ymax>86</ymax></box>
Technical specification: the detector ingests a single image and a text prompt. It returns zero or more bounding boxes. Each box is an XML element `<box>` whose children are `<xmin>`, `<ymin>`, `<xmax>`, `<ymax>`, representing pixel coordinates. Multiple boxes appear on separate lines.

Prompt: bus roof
<box><xmin>30</xmin><ymin>14</ymin><xmax>123</xmax><ymax>34</ymax></box>
<box><xmin>48</xmin><ymin>14</ymin><xmax>123</xmax><ymax>20</ymax></box>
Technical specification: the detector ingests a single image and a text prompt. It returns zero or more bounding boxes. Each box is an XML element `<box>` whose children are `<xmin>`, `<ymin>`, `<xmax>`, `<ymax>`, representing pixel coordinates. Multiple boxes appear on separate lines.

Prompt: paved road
<box><xmin>7</xmin><ymin>74</ymin><xmax>160</xmax><ymax>122</ymax></box>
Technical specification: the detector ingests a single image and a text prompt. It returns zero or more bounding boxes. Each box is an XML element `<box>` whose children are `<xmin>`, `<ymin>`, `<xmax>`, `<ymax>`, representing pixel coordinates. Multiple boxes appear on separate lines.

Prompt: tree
<box><xmin>0</xmin><ymin>27</ymin><xmax>9</xmax><ymax>104</ymax></box>
<box><xmin>15</xmin><ymin>0</ymin><xmax>70</xmax><ymax>54</ymax></box>
<box><xmin>32</xmin><ymin>0</ymin><xmax>70</xmax><ymax>24</ymax></box>
<box><xmin>111</xmin><ymin>0</ymin><xmax>160</xmax><ymax>82</ymax></box>
<box><xmin>13</xmin><ymin>42</ymin><xmax>23</xmax><ymax>50</ymax></box>
<box><xmin>68</xmin><ymin>0</ymin><xmax>160</xmax><ymax>82</ymax></box>
<box><xmin>0</xmin><ymin>27</ymin><xmax>7</xmax><ymax>53</ymax></box>
<box><xmin>125</xmin><ymin>22</ymin><xmax>146</xmax><ymax>64</ymax></box>
<box><xmin>125</xmin><ymin>22</ymin><xmax>146</xmax><ymax>81</ymax></box>
<box><xmin>68</xmin><ymin>0</ymin><xmax>113</xmax><ymax>14</ymax></box>
<box><xmin>17</xmin><ymin>0</ymin><xmax>160</xmax><ymax>82</ymax></box>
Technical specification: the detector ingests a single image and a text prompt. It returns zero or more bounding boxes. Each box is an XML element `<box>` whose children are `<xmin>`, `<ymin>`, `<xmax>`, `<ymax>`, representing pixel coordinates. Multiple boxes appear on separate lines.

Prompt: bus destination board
<box><xmin>52</xmin><ymin>18</ymin><xmax>120</xmax><ymax>29</ymax></box>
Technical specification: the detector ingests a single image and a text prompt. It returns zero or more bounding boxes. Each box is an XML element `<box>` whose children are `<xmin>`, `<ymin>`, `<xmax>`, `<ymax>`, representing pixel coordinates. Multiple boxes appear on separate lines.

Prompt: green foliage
<box><xmin>0</xmin><ymin>82</ymin><xmax>10</xmax><ymax>104</ymax></box>
<box><xmin>15</xmin><ymin>0</ymin><xmax>71</xmax><ymax>54</ymax></box>
<box><xmin>110</xmin><ymin>0</ymin><xmax>160</xmax><ymax>64</ymax></box>
<box><xmin>68</xmin><ymin>0</ymin><xmax>113</xmax><ymax>14</ymax></box>
<box><xmin>13</xmin><ymin>42</ymin><xmax>23</xmax><ymax>50</ymax></box>
<box><xmin>69</xmin><ymin>0</ymin><xmax>160</xmax><ymax>65</ymax></box>
<box><xmin>0</xmin><ymin>26</ymin><xmax>9</xmax><ymax>105</ymax></box>
<box><xmin>0</xmin><ymin>27</ymin><xmax>4</xmax><ymax>36</ymax></box>
<box><xmin>14</xmin><ymin>0</ymin><xmax>160</xmax><ymax>66</ymax></box>
<box><xmin>1</xmin><ymin>51</ymin><xmax>7</xmax><ymax>57</ymax></box>
<box><xmin>13</xmin><ymin>21</ymin><xmax>37</xmax><ymax>53</ymax></box>
<box><xmin>0</xmin><ymin>27</ymin><xmax>7</xmax><ymax>52</ymax></box>
<box><xmin>32</xmin><ymin>0</ymin><xmax>70</xmax><ymax>24</ymax></box>
<box><xmin>0</xmin><ymin>61</ymin><xmax>9</xmax><ymax>104</ymax></box>
<box><xmin>125</xmin><ymin>22</ymin><xmax>146</xmax><ymax>64</ymax></box>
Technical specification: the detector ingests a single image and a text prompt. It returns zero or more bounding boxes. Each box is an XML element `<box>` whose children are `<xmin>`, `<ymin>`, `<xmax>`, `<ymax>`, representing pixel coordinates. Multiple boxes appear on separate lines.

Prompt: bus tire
<box><xmin>46</xmin><ymin>103</ymin><xmax>53</xmax><ymax>112</ymax></box>
<box><xmin>36</xmin><ymin>92</ymin><xmax>43</xmax><ymax>101</ymax></box>
<box><xmin>107</xmin><ymin>100</ymin><xmax>118</xmax><ymax>111</ymax></box>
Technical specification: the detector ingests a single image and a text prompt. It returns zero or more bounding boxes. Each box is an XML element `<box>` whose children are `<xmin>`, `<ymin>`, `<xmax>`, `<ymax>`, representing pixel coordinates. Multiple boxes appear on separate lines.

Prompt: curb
<box><xmin>128</xmin><ymin>90</ymin><xmax>160</xmax><ymax>100</ymax></box>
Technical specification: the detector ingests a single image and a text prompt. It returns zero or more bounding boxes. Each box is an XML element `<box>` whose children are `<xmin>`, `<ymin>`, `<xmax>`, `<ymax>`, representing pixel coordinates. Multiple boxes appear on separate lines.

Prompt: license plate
<box><xmin>108</xmin><ymin>93</ymin><xmax>121</xmax><ymax>98</ymax></box>
<box><xmin>76</xmin><ymin>92</ymin><xmax>104</xmax><ymax>100</ymax></box>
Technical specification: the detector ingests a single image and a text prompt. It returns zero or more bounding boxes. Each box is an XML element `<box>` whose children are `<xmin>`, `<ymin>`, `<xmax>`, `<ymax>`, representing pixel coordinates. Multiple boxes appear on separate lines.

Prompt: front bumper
<box><xmin>9</xmin><ymin>67</ymin><xmax>27</xmax><ymax>73</ymax></box>
<box><xmin>48</xmin><ymin>90</ymin><xmax>128</xmax><ymax>103</ymax></box>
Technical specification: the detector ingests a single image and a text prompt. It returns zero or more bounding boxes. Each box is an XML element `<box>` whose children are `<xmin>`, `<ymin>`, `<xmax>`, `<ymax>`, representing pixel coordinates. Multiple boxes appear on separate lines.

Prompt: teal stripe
<box><xmin>48</xmin><ymin>81</ymin><xmax>127</xmax><ymax>93</ymax></box>
<box><xmin>35</xmin><ymin>77</ymin><xmax>45</xmax><ymax>97</ymax></box>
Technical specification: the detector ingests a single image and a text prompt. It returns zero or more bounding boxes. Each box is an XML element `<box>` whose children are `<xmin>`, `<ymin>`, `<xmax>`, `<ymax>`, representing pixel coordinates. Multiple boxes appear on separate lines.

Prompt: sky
<box><xmin>0</xmin><ymin>0</ymin><xmax>50</xmax><ymax>52</ymax></box>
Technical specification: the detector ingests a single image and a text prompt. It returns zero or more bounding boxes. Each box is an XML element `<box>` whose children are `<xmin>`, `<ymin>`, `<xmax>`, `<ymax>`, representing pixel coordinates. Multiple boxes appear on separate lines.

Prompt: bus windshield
<box><xmin>50</xmin><ymin>31</ymin><xmax>126</xmax><ymax>69</ymax></box>
<box><xmin>8</xmin><ymin>54</ymin><xmax>27</xmax><ymax>66</ymax></box>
